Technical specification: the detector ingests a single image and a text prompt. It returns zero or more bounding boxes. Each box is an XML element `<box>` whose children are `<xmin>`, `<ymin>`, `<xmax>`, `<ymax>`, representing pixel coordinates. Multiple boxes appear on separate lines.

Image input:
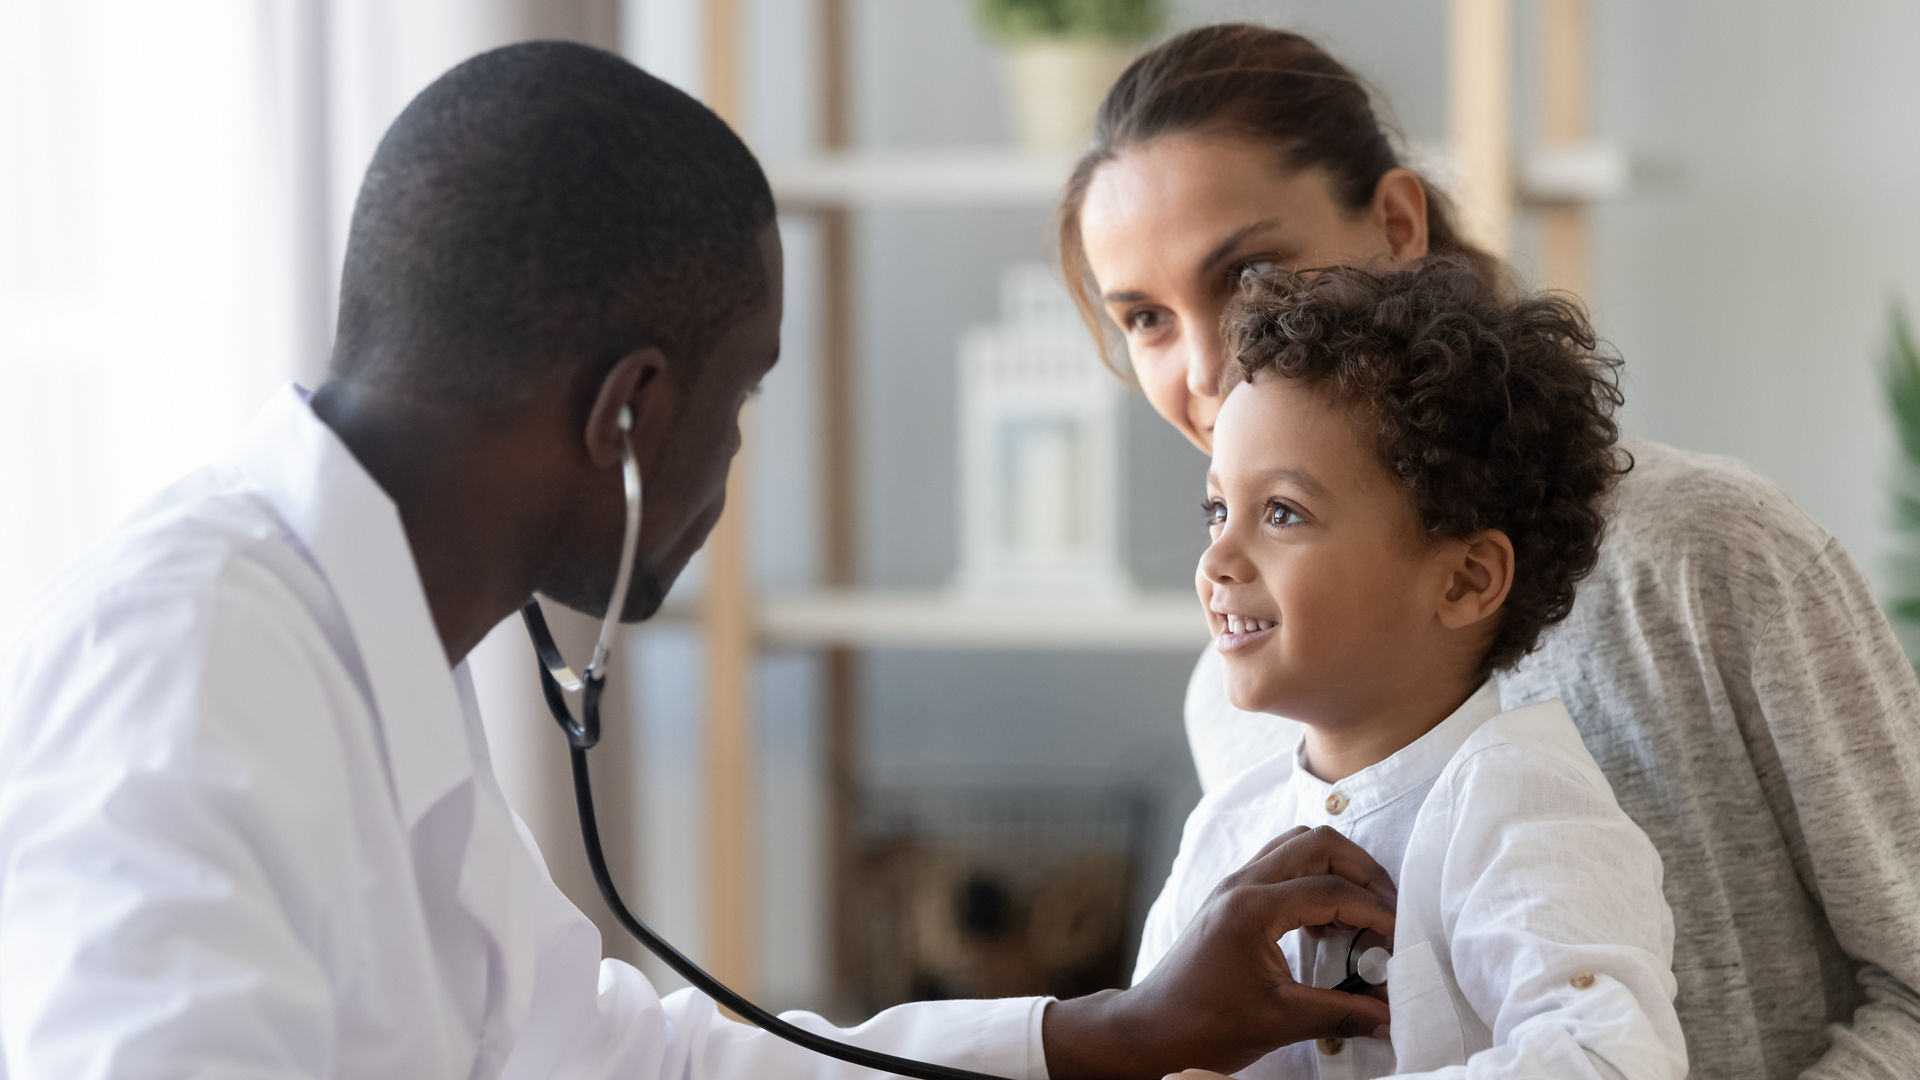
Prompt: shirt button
<box><xmin>1570</xmin><ymin>970</ymin><xmax>1596</xmax><ymax>990</ymax></box>
<box><xmin>1318</xmin><ymin>1036</ymin><xmax>1345</xmax><ymax>1055</ymax></box>
<box><xmin>1325</xmin><ymin>791</ymin><xmax>1350</xmax><ymax>815</ymax></box>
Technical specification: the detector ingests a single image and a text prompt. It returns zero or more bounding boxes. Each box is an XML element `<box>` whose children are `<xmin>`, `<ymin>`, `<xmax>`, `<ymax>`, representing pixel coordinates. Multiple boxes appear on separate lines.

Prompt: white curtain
<box><xmin>0</xmin><ymin>0</ymin><xmax>631</xmax><ymax>958</ymax></box>
<box><xmin>0</xmin><ymin>2</ymin><xmax>298</xmax><ymax>644</ymax></box>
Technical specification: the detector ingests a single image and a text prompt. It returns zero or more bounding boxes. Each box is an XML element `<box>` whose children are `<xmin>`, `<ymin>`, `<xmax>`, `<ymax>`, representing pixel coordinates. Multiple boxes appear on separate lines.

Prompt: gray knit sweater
<box><xmin>1180</xmin><ymin>440</ymin><xmax>1920</xmax><ymax>1078</ymax></box>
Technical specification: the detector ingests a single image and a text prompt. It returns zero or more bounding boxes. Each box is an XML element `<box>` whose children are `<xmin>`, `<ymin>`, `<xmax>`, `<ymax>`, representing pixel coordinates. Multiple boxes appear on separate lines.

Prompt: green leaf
<box><xmin>1881</xmin><ymin>299</ymin><xmax>1920</xmax><ymax>461</ymax></box>
<box><xmin>972</xmin><ymin>0</ymin><xmax>1163</xmax><ymax>41</ymax></box>
<box><xmin>1880</xmin><ymin>296</ymin><xmax>1920</xmax><ymax>666</ymax></box>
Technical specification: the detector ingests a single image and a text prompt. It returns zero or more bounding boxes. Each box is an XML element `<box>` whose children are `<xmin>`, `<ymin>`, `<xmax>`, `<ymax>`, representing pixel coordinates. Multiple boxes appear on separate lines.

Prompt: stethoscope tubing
<box><xmin>566</xmin><ymin>736</ymin><xmax>1016</xmax><ymax>1080</ymax></box>
<box><xmin>523</xmin><ymin>413</ymin><xmax>1016</xmax><ymax>1080</ymax></box>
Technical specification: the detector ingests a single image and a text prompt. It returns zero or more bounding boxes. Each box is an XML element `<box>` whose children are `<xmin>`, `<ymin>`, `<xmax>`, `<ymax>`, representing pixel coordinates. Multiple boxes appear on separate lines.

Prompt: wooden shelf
<box><xmin>751</xmin><ymin>588</ymin><xmax>1208</xmax><ymax>651</ymax></box>
<box><xmin>765</xmin><ymin>143</ymin><xmax>1629</xmax><ymax>211</ymax></box>
<box><xmin>766</xmin><ymin>149</ymin><xmax>1076</xmax><ymax>208</ymax></box>
<box><xmin>1519</xmin><ymin>140</ymin><xmax>1630</xmax><ymax>203</ymax></box>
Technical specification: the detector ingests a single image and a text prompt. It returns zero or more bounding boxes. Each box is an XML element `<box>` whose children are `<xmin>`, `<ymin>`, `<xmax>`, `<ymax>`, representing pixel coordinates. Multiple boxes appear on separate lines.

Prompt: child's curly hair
<box><xmin>1224</xmin><ymin>257</ymin><xmax>1630</xmax><ymax>674</ymax></box>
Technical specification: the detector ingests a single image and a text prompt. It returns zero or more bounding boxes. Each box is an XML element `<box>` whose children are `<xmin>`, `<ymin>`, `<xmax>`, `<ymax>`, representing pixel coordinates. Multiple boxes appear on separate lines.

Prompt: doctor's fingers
<box><xmin>1271</xmin><ymin>981</ymin><xmax>1392</xmax><ymax>1042</ymax></box>
<box><xmin>1218</xmin><ymin>875</ymin><xmax>1396</xmax><ymax>944</ymax></box>
<box><xmin>1229</xmin><ymin>825</ymin><xmax>1397</xmax><ymax>908</ymax></box>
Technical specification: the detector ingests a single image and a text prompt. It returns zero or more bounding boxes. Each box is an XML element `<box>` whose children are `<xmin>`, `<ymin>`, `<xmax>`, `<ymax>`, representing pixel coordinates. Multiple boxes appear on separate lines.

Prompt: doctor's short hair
<box><xmin>330</xmin><ymin>41</ymin><xmax>775</xmax><ymax>407</ymax></box>
<box><xmin>1223</xmin><ymin>258</ymin><xmax>1631</xmax><ymax>674</ymax></box>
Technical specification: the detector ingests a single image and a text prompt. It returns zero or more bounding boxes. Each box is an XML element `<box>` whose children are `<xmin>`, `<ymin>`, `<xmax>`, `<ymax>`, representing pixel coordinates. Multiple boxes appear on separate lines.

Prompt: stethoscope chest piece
<box><xmin>1333</xmin><ymin>931</ymin><xmax>1392</xmax><ymax>995</ymax></box>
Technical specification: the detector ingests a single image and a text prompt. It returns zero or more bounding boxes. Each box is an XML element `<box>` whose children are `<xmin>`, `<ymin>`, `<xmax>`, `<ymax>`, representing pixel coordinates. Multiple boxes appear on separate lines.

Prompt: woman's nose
<box><xmin>1185</xmin><ymin>329</ymin><xmax>1226</xmax><ymax>402</ymax></box>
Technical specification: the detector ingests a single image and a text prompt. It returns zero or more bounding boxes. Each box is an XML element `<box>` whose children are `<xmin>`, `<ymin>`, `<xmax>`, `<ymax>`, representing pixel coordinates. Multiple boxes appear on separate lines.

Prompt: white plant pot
<box><xmin>1000</xmin><ymin>39</ymin><xmax>1140</xmax><ymax>154</ymax></box>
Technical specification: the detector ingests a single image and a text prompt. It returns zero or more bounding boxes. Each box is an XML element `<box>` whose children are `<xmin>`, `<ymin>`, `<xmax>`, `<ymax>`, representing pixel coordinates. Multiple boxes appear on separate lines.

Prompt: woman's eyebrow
<box><xmin>1198</xmin><ymin>219</ymin><xmax>1282</xmax><ymax>276</ymax></box>
<box><xmin>1101</xmin><ymin>219</ymin><xmax>1285</xmax><ymax>306</ymax></box>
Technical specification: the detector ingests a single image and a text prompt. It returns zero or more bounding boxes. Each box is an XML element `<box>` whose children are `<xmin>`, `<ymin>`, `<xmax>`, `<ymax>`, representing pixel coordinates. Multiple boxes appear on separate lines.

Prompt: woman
<box><xmin>1059</xmin><ymin>24</ymin><xmax>1920</xmax><ymax>1079</ymax></box>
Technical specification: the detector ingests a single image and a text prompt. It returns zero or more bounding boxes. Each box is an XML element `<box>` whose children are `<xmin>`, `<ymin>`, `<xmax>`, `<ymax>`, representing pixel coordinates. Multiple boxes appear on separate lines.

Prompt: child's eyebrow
<box><xmin>1205</xmin><ymin>466</ymin><xmax>1333</xmax><ymax>500</ymax></box>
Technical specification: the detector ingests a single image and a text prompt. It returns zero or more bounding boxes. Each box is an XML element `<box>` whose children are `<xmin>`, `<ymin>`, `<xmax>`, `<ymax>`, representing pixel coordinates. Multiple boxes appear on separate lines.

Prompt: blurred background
<box><xmin>5</xmin><ymin>0</ymin><xmax>1920</xmax><ymax>1020</ymax></box>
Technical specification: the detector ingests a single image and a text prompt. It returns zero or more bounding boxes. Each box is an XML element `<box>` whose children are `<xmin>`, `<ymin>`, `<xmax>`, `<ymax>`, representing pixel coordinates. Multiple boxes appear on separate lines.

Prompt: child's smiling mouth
<box><xmin>1210</xmin><ymin>606</ymin><xmax>1278</xmax><ymax>652</ymax></box>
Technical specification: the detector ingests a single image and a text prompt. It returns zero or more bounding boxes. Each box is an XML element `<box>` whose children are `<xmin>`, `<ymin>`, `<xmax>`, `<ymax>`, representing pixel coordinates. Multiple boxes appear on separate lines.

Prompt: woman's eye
<box><xmin>1266</xmin><ymin>501</ymin><xmax>1302</xmax><ymax>528</ymax></box>
<box><xmin>1126</xmin><ymin>308</ymin><xmax>1166</xmax><ymax>333</ymax></box>
<box><xmin>1202</xmin><ymin>498</ymin><xmax>1227</xmax><ymax>528</ymax></box>
<box><xmin>1236</xmin><ymin>259</ymin><xmax>1277</xmax><ymax>285</ymax></box>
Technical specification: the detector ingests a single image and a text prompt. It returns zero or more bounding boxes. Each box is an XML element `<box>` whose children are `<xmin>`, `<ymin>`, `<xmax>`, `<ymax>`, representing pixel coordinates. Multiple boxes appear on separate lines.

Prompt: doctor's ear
<box><xmin>584</xmin><ymin>347</ymin><xmax>669</xmax><ymax>468</ymax></box>
<box><xmin>1435</xmin><ymin>528</ymin><xmax>1514</xmax><ymax>631</ymax></box>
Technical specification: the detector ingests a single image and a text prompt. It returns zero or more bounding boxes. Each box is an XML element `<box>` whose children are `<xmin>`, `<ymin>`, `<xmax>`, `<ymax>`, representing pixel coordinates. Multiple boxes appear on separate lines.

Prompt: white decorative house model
<box><xmin>954</xmin><ymin>264</ymin><xmax>1130</xmax><ymax>601</ymax></box>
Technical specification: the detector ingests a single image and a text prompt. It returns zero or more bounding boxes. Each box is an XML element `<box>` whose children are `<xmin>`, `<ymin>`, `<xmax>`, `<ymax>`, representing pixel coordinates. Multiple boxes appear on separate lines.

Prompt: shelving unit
<box><xmin>764</xmin><ymin>151</ymin><xmax>1077</xmax><ymax>207</ymax></box>
<box><xmin>694</xmin><ymin>0</ymin><xmax>1608</xmax><ymax>1001</ymax></box>
<box><xmin>762</xmin><ymin>142</ymin><xmax>1626</xmax><ymax>212</ymax></box>
<box><xmin>758</xmin><ymin>590</ymin><xmax>1207</xmax><ymax>652</ymax></box>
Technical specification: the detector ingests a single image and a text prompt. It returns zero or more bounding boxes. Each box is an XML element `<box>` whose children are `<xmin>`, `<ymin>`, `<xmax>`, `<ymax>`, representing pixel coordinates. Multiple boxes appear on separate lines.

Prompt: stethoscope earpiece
<box><xmin>522</xmin><ymin>404</ymin><xmax>643</xmax><ymax>752</ymax></box>
<box><xmin>518</xmin><ymin>397</ymin><xmax>1013</xmax><ymax>1079</ymax></box>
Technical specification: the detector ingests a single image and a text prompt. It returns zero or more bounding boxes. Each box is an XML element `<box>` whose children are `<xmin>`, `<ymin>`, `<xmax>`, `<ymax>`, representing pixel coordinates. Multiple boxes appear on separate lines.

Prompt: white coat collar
<box><xmin>229</xmin><ymin>384</ymin><xmax>473</xmax><ymax>830</ymax></box>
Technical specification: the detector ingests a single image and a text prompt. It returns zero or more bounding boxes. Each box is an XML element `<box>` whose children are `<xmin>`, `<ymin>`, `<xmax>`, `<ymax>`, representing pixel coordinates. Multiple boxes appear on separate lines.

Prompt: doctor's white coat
<box><xmin>0</xmin><ymin>388</ymin><xmax>1050</xmax><ymax>1079</ymax></box>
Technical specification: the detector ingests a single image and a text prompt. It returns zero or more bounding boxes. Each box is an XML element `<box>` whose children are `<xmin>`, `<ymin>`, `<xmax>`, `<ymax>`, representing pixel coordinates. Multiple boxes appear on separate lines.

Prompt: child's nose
<box><xmin>1198</xmin><ymin>530</ymin><xmax>1254</xmax><ymax>585</ymax></box>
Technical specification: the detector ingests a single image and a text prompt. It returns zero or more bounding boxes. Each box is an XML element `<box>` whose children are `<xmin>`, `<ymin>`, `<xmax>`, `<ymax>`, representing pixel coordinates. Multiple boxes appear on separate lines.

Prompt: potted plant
<box><xmin>1881</xmin><ymin>298</ymin><xmax>1920</xmax><ymax>668</ymax></box>
<box><xmin>972</xmin><ymin>0</ymin><xmax>1165</xmax><ymax>153</ymax></box>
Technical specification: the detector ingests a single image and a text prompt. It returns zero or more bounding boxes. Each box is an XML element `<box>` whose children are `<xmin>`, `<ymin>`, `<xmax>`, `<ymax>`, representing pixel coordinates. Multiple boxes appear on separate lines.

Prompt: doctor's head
<box><xmin>326</xmin><ymin>41</ymin><xmax>781</xmax><ymax>623</ymax></box>
<box><xmin>1058</xmin><ymin>24</ymin><xmax>1507</xmax><ymax>454</ymax></box>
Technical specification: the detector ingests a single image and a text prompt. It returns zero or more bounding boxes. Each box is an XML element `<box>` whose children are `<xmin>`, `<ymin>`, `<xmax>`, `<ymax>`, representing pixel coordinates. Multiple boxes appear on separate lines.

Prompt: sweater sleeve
<box><xmin>1747</xmin><ymin>539</ymin><xmax>1920</xmax><ymax>1080</ymax></box>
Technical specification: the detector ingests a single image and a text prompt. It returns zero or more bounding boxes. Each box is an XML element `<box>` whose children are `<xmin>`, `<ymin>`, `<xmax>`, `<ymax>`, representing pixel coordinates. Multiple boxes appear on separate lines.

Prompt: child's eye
<box><xmin>1202</xmin><ymin>498</ymin><xmax>1227</xmax><ymax>528</ymax></box>
<box><xmin>1265</xmin><ymin>500</ymin><xmax>1303</xmax><ymax>528</ymax></box>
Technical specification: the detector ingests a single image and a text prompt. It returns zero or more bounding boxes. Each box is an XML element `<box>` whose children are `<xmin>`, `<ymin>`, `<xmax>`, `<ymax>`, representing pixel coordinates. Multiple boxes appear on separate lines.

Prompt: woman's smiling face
<box><xmin>1076</xmin><ymin>133</ymin><xmax>1423</xmax><ymax>453</ymax></box>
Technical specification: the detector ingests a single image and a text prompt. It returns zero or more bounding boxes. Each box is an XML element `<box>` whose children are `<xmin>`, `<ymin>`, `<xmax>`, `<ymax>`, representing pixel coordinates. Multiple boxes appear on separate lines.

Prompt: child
<box><xmin>1139</xmin><ymin>259</ymin><xmax>1685</xmax><ymax>1077</ymax></box>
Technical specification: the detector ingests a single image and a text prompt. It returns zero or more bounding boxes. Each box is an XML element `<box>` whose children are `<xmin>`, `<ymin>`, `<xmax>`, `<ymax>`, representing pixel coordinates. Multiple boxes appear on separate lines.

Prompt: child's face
<box><xmin>1199</xmin><ymin>375</ymin><xmax>1462</xmax><ymax>721</ymax></box>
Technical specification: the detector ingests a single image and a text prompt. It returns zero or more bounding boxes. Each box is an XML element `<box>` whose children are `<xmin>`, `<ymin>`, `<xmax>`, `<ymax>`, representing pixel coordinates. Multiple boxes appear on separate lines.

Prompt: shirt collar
<box><xmin>229</xmin><ymin>384</ymin><xmax>473</xmax><ymax>829</ymax></box>
<box><xmin>1287</xmin><ymin>678</ymin><xmax>1505</xmax><ymax>822</ymax></box>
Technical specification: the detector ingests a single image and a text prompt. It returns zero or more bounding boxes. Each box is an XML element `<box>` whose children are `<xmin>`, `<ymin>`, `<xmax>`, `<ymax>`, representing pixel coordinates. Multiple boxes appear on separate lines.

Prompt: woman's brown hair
<box><xmin>1057</xmin><ymin>23</ymin><xmax>1506</xmax><ymax>356</ymax></box>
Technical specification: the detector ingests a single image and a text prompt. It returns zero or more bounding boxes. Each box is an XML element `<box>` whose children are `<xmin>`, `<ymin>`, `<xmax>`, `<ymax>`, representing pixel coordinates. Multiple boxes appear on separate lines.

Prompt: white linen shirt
<box><xmin>1133</xmin><ymin>681</ymin><xmax>1685</xmax><ymax>1079</ymax></box>
<box><xmin>1182</xmin><ymin>440</ymin><xmax>1920</xmax><ymax>1079</ymax></box>
<box><xmin>0</xmin><ymin>387</ymin><xmax>1050</xmax><ymax>1080</ymax></box>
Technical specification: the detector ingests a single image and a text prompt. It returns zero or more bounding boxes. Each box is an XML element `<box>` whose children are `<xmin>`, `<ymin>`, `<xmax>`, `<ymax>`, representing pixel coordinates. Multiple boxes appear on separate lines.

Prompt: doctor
<box><xmin>0</xmin><ymin>41</ymin><xmax>1395</xmax><ymax>1079</ymax></box>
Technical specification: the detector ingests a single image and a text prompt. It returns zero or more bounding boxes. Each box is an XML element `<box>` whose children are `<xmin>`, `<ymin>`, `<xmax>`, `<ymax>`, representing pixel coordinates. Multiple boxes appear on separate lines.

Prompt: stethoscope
<box><xmin>518</xmin><ymin>407</ymin><xmax>1388</xmax><ymax>1080</ymax></box>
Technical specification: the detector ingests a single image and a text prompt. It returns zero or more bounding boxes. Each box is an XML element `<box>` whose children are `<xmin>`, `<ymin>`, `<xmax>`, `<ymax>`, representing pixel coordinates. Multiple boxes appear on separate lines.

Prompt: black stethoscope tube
<box><xmin>525</xmin><ymin>416</ymin><xmax>1014</xmax><ymax>1079</ymax></box>
<box><xmin>529</xmin><ymin>604</ymin><xmax>1014</xmax><ymax>1071</ymax></box>
<box><xmin>563</xmin><ymin>732</ymin><xmax>1016</xmax><ymax>1080</ymax></box>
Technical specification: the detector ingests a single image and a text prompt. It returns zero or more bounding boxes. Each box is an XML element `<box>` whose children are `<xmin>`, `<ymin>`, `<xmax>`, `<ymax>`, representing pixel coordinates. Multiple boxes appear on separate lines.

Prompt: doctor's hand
<box><xmin>1041</xmin><ymin>826</ymin><xmax>1395</xmax><ymax>1079</ymax></box>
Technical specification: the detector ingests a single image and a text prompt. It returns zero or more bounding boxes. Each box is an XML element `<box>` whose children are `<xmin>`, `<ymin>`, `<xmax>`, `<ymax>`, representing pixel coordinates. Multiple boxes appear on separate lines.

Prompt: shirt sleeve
<box><xmin>1130</xmin><ymin>842</ymin><xmax>1192</xmax><ymax>988</ymax></box>
<box><xmin>527</xmin><ymin>956</ymin><xmax>1051</xmax><ymax>1080</ymax></box>
<box><xmin>1747</xmin><ymin>539</ymin><xmax>1920</xmax><ymax>1080</ymax></box>
<box><xmin>1396</xmin><ymin>738</ymin><xmax>1687</xmax><ymax>1080</ymax></box>
<box><xmin>0</xmin><ymin>580</ymin><xmax>350</xmax><ymax>1078</ymax></box>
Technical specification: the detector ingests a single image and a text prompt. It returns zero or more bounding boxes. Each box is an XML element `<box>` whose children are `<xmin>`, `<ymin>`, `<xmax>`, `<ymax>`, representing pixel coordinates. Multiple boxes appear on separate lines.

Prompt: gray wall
<box><xmin>623</xmin><ymin>0</ymin><xmax>1920</xmax><ymax>1008</ymax></box>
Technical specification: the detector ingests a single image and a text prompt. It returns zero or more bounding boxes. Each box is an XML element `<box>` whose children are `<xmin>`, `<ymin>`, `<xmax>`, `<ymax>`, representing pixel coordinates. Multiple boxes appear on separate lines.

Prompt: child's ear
<box><xmin>1436</xmin><ymin>529</ymin><xmax>1515</xmax><ymax>630</ymax></box>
